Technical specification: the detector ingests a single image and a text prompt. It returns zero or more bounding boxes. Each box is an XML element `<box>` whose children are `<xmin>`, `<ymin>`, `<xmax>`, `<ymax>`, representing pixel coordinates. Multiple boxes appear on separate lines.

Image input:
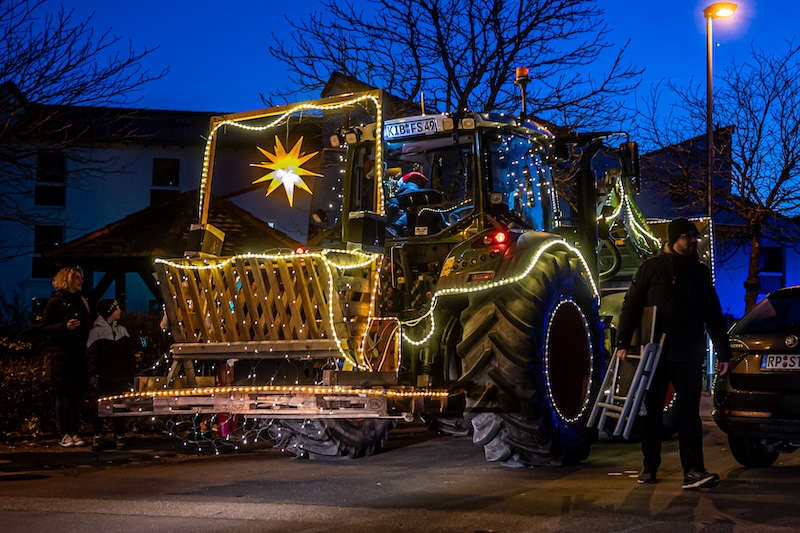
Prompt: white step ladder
<box><xmin>587</xmin><ymin>307</ymin><xmax>666</xmax><ymax>440</ymax></box>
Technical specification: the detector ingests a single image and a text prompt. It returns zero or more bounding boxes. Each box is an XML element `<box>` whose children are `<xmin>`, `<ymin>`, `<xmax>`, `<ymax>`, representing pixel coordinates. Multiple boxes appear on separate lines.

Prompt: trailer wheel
<box><xmin>456</xmin><ymin>248</ymin><xmax>604</xmax><ymax>466</ymax></box>
<box><xmin>268</xmin><ymin>418</ymin><xmax>394</xmax><ymax>460</ymax></box>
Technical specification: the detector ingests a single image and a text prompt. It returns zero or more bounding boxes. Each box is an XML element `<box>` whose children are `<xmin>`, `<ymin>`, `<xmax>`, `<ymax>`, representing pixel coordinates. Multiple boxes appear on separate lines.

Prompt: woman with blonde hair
<box><xmin>41</xmin><ymin>266</ymin><xmax>91</xmax><ymax>447</ymax></box>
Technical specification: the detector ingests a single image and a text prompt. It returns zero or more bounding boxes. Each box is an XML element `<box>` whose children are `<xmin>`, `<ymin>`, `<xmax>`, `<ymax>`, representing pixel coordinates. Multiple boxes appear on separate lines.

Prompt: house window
<box><xmin>35</xmin><ymin>151</ymin><xmax>66</xmax><ymax>206</ymax></box>
<box><xmin>152</xmin><ymin>158</ymin><xmax>180</xmax><ymax>187</ymax></box>
<box><xmin>32</xmin><ymin>224</ymin><xmax>64</xmax><ymax>278</ymax></box>
<box><xmin>758</xmin><ymin>246</ymin><xmax>785</xmax><ymax>294</ymax></box>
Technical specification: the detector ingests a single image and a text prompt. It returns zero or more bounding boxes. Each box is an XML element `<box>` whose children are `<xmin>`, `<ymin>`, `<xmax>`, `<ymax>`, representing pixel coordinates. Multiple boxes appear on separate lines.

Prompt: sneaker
<box><xmin>58</xmin><ymin>434</ymin><xmax>74</xmax><ymax>448</ymax></box>
<box><xmin>682</xmin><ymin>470</ymin><xmax>720</xmax><ymax>489</ymax></box>
<box><xmin>637</xmin><ymin>469</ymin><xmax>657</xmax><ymax>484</ymax></box>
<box><xmin>71</xmin><ymin>434</ymin><xmax>86</xmax><ymax>447</ymax></box>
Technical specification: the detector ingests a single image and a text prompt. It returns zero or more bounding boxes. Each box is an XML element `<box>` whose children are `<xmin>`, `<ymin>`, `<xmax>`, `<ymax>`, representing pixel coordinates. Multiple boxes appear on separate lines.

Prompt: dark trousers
<box><xmin>640</xmin><ymin>357</ymin><xmax>705</xmax><ymax>474</ymax></box>
<box><xmin>55</xmin><ymin>392</ymin><xmax>82</xmax><ymax>435</ymax></box>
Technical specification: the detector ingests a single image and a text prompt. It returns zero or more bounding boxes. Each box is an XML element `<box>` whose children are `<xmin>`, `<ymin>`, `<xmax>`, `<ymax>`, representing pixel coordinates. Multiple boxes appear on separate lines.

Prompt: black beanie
<box><xmin>96</xmin><ymin>298</ymin><xmax>120</xmax><ymax>320</ymax></box>
<box><xmin>668</xmin><ymin>218</ymin><xmax>698</xmax><ymax>246</ymax></box>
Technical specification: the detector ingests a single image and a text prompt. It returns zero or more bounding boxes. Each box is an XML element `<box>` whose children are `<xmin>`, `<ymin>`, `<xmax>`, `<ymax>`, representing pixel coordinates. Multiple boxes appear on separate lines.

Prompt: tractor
<box><xmin>100</xmin><ymin>86</ymin><xmax>668</xmax><ymax>466</ymax></box>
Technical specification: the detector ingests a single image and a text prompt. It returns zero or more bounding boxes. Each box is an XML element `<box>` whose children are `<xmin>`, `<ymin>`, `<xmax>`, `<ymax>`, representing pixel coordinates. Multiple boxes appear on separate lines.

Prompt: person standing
<box><xmin>87</xmin><ymin>299</ymin><xmax>138</xmax><ymax>450</ymax></box>
<box><xmin>615</xmin><ymin>218</ymin><xmax>731</xmax><ymax>489</ymax></box>
<box><xmin>42</xmin><ymin>266</ymin><xmax>91</xmax><ymax>448</ymax></box>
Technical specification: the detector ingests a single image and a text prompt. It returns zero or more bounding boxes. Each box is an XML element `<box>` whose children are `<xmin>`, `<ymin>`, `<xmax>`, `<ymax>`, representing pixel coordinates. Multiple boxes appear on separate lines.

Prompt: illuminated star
<box><xmin>250</xmin><ymin>136</ymin><xmax>322</xmax><ymax>206</ymax></box>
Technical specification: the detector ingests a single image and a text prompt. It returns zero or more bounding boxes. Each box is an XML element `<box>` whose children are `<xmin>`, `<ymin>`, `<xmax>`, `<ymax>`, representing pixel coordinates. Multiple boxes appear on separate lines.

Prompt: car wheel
<box><xmin>728</xmin><ymin>435</ymin><xmax>779</xmax><ymax>468</ymax></box>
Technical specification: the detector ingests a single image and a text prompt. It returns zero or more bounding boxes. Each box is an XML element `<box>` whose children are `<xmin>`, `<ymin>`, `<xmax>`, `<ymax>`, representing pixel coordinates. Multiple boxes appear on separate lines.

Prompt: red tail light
<box><xmin>474</xmin><ymin>230</ymin><xmax>509</xmax><ymax>248</ymax></box>
<box><xmin>294</xmin><ymin>246</ymin><xmax>307</xmax><ymax>255</ymax></box>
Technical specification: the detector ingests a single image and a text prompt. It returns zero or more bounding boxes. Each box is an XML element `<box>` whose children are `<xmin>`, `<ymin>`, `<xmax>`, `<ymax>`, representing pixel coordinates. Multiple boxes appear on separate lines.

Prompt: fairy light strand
<box><xmin>401</xmin><ymin>238</ymin><xmax>600</xmax><ymax>346</ymax></box>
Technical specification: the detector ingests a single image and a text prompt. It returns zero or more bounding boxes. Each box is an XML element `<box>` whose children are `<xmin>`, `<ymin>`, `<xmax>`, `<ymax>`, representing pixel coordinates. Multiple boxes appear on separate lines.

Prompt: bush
<box><xmin>0</xmin><ymin>338</ymin><xmax>55</xmax><ymax>438</ymax></box>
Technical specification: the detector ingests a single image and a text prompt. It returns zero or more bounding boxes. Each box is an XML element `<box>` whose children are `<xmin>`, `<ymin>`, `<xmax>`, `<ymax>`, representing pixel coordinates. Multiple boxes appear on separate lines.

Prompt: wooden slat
<box><xmin>184</xmin><ymin>269</ymin><xmax>211</xmax><ymax>341</ymax></box>
<box><xmin>209</xmin><ymin>264</ymin><xmax>240</xmax><ymax>341</ymax></box>
<box><xmin>198</xmin><ymin>268</ymin><xmax>225</xmax><ymax>342</ymax></box>
<box><xmin>250</xmin><ymin>259</ymin><xmax>277</xmax><ymax>340</ymax></box>
<box><xmin>169</xmin><ymin>265</ymin><xmax>198</xmax><ymax>341</ymax></box>
<box><xmin>304</xmin><ymin>257</ymin><xmax>333</xmax><ymax>340</ymax></box>
<box><xmin>289</xmin><ymin>257</ymin><xmax>321</xmax><ymax>338</ymax></box>
<box><xmin>276</xmin><ymin>258</ymin><xmax>305</xmax><ymax>339</ymax></box>
<box><xmin>222</xmin><ymin>261</ymin><xmax>249</xmax><ymax>339</ymax></box>
<box><xmin>156</xmin><ymin>267</ymin><xmax>184</xmax><ymax>342</ymax></box>
<box><xmin>234</xmin><ymin>259</ymin><xmax>265</xmax><ymax>340</ymax></box>
<box><xmin>261</xmin><ymin>258</ymin><xmax>291</xmax><ymax>340</ymax></box>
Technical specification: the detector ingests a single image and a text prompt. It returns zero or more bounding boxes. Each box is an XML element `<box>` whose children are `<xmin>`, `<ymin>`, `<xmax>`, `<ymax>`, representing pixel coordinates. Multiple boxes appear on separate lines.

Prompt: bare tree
<box><xmin>637</xmin><ymin>42</ymin><xmax>800</xmax><ymax>312</ymax></box>
<box><xmin>267</xmin><ymin>0</ymin><xmax>640</xmax><ymax>130</ymax></box>
<box><xmin>0</xmin><ymin>0</ymin><xmax>166</xmax><ymax>258</ymax></box>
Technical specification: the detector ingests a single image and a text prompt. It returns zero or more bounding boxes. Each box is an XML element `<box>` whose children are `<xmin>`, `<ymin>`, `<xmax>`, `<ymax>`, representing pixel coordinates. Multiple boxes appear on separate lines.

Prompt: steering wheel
<box><xmin>448</xmin><ymin>205</ymin><xmax>474</xmax><ymax>225</ymax></box>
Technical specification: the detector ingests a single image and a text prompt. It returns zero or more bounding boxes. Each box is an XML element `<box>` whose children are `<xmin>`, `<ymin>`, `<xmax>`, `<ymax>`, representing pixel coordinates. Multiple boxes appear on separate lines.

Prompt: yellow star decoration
<box><xmin>250</xmin><ymin>136</ymin><xmax>322</xmax><ymax>206</ymax></box>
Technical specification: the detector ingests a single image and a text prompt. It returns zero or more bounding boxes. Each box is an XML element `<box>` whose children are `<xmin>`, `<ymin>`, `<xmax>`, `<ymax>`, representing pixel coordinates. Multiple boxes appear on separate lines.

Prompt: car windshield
<box><xmin>730</xmin><ymin>293</ymin><xmax>800</xmax><ymax>335</ymax></box>
<box><xmin>383</xmin><ymin>134</ymin><xmax>474</xmax><ymax>235</ymax></box>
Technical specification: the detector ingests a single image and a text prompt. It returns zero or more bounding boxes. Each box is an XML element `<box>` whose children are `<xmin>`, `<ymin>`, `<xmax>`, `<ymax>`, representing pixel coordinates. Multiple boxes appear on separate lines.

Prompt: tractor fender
<box><xmin>434</xmin><ymin>229</ymin><xmax>591</xmax><ymax>297</ymax></box>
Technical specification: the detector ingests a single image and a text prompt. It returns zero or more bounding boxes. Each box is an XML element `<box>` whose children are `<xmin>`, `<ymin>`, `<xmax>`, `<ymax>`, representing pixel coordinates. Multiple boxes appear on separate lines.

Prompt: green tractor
<box><xmin>101</xmin><ymin>89</ymin><xmax>662</xmax><ymax>466</ymax></box>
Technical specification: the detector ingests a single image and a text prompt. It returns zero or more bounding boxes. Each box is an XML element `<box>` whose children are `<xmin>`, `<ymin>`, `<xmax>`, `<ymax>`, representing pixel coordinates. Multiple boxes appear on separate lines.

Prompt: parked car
<box><xmin>713</xmin><ymin>286</ymin><xmax>800</xmax><ymax>467</ymax></box>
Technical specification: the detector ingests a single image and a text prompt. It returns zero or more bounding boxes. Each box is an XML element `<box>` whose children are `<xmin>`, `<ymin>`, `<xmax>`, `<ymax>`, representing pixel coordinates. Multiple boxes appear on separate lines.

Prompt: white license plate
<box><xmin>762</xmin><ymin>354</ymin><xmax>800</xmax><ymax>370</ymax></box>
<box><xmin>384</xmin><ymin>118</ymin><xmax>438</xmax><ymax>139</ymax></box>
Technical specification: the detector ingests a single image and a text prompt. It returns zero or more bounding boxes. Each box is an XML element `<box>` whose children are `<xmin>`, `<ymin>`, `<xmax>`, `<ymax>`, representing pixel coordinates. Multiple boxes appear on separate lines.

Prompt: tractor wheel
<box><xmin>456</xmin><ymin>247</ymin><xmax>604</xmax><ymax>466</ymax></box>
<box><xmin>268</xmin><ymin>419</ymin><xmax>394</xmax><ymax>460</ymax></box>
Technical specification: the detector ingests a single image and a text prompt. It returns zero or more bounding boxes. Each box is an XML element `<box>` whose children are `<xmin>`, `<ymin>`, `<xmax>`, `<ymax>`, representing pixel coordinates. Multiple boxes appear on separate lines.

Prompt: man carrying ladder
<box><xmin>615</xmin><ymin>218</ymin><xmax>731</xmax><ymax>489</ymax></box>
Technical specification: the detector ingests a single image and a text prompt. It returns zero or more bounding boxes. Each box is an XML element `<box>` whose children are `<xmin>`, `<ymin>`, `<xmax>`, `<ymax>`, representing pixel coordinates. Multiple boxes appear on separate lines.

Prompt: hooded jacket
<box><xmin>87</xmin><ymin>316</ymin><xmax>137</xmax><ymax>395</ymax></box>
<box><xmin>616</xmin><ymin>251</ymin><xmax>731</xmax><ymax>363</ymax></box>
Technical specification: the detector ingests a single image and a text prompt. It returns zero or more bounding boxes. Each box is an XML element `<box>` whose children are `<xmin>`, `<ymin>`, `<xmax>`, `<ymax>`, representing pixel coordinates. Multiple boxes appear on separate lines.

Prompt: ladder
<box><xmin>587</xmin><ymin>306</ymin><xmax>666</xmax><ymax>440</ymax></box>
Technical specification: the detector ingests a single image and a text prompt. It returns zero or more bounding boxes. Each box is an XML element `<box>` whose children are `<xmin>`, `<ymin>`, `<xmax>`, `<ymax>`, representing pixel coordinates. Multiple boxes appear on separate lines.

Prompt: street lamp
<box><xmin>703</xmin><ymin>2</ymin><xmax>737</xmax><ymax>219</ymax></box>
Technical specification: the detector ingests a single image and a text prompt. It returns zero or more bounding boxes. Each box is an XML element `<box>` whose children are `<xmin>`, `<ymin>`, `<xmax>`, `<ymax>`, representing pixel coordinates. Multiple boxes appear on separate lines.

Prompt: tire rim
<box><xmin>544</xmin><ymin>298</ymin><xmax>594</xmax><ymax>423</ymax></box>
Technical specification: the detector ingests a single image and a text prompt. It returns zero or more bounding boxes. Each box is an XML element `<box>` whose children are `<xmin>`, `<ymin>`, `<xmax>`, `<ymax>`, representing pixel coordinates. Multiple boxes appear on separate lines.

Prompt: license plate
<box><xmin>384</xmin><ymin>118</ymin><xmax>438</xmax><ymax>139</ymax></box>
<box><xmin>762</xmin><ymin>354</ymin><xmax>800</xmax><ymax>370</ymax></box>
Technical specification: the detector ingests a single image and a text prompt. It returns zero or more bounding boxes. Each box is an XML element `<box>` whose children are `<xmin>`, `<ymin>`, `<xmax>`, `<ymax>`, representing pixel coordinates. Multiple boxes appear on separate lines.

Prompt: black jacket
<box><xmin>616</xmin><ymin>252</ymin><xmax>731</xmax><ymax>363</ymax></box>
<box><xmin>41</xmin><ymin>289</ymin><xmax>91</xmax><ymax>393</ymax></box>
<box><xmin>87</xmin><ymin>316</ymin><xmax>137</xmax><ymax>395</ymax></box>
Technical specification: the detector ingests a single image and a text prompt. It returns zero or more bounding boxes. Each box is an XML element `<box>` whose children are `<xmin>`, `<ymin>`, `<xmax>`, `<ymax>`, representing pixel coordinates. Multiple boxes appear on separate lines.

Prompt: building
<box><xmin>0</xmin><ymin>84</ymin><xmax>306</xmax><ymax>315</ymax></box>
<box><xmin>638</xmin><ymin>128</ymin><xmax>800</xmax><ymax>318</ymax></box>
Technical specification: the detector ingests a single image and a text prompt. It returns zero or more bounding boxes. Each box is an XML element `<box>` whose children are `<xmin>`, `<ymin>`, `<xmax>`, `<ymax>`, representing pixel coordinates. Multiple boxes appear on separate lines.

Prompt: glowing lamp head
<box><xmin>703</xmin><ymin>2</ymin><xmax>737</xmax><ymax>18</ymax></box>
<box><xmin>294</xmin><ymin>246</ymin><xmax>307</xmax><ymax>255</ymax></box>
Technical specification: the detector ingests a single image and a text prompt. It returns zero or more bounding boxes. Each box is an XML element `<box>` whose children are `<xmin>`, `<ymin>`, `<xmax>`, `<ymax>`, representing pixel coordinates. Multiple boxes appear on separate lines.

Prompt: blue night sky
<box><xmin>63</xmin><ymin>0</ymin><xmax>800</xmax><ymax>114</ymax></box>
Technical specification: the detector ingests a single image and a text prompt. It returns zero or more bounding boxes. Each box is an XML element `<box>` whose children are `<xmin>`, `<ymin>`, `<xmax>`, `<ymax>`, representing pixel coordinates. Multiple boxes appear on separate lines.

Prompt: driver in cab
<box><xmin>387</xmin><ymin>170</ymin><xmax>429</xmax><ymax>233</ymax></box>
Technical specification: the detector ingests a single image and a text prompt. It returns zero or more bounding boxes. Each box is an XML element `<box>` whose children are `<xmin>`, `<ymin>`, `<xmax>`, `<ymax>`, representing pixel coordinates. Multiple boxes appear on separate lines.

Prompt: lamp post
<box><xmin>703</xmin><ymin>2</ymin><xmax>737</xmax><ymax>219</ymax></box>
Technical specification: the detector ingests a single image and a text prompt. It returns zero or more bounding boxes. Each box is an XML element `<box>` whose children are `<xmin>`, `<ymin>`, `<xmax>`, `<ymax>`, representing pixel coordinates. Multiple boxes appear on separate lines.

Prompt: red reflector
<box><xmin>468</xmin><ymin>272</ymin><xmax>495</xmax><ymax>282</ymax></box>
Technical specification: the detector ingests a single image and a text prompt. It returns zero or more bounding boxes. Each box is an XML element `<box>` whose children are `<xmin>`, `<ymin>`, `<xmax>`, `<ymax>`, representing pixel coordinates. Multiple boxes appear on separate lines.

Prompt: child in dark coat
<box><xmin>87</xmin><ymin>299</ymin><xmax>139</xmax><ymax>450</ymax></box>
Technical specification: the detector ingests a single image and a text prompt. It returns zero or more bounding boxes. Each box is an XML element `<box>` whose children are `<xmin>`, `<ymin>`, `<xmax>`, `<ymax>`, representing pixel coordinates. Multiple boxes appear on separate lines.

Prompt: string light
<box><xmin>99</xmin><ymin>384</ymin><xmax>448</xmax><ymax>403</ymax></box>
<box><xmin>157</xmin><ymin>249</ymin><xmax>379</xmax><ymax>369</ymax></box>
<box><xmin>197</xmin><ymin>93</ymin><xmax>384</xmax><ymax>221</ymax></box>
<box><xmin>401</xmin><ymin>238</ymin><xmax>600</xmax><ymax>346</ymax></box>
<box><xmin>543</xmin><ymin>298</ymin><xmax>595</xmax><ymax>423</ymax></box>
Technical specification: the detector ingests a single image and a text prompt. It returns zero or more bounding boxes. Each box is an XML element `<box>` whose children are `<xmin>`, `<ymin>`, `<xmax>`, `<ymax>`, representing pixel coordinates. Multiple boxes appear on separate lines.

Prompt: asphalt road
<box><xmin>1</xmin><ymin>416</ymin><xmax>798</xmax><ymax>532</ymax></box>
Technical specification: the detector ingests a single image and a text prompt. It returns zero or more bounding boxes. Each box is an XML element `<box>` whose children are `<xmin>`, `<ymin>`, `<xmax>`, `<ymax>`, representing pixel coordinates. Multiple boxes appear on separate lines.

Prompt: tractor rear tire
<box><xmin>268</xmin><ymin>419</ymin><xmax>394</xmax><ymax>460</ymax></box>
<box><xmin>456</xmin><ymin>247</ymin><xmax>604</xmax><ymax>466</ymax></box>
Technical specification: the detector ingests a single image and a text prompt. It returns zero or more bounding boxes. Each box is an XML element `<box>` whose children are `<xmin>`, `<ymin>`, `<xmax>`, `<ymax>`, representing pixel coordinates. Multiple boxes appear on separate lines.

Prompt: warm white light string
<box><xmin>543</xmin><ymin>298</ymin><xmax>595</xmax><ymax>423</ymax></box>
<box><xmin>400</xmin><ymin>238</ymin><xmax>600</xmax><ymax>346</ymax></box>
<box><xmin>197</xmin><ymin>94</ymin><xmax>384</xmax><ymax>220</ymax></box>
<box><xmin>156</xmin><ymin>249</ymin><xmax>379</xmax><ymax>369</ymax></box>
<box><xmin>99</xmin><ymin>384</ymin><xmax>448</xmax><ymax>403</ymax></box>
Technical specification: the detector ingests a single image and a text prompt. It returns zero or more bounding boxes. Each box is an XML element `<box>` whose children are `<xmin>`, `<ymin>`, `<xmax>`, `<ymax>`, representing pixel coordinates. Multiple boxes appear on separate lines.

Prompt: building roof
<box><xmin>44</xmin><ymin>191</ymin><xmax>299</xmax><ymax>270</ymax></box>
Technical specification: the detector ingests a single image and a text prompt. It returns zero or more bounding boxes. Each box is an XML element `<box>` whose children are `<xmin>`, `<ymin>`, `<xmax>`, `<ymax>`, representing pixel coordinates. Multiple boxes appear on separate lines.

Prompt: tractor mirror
<box><xmin>619</xmin><ymin>142</ymin><xmax>640</xmax><ymax>193</ymax></box>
